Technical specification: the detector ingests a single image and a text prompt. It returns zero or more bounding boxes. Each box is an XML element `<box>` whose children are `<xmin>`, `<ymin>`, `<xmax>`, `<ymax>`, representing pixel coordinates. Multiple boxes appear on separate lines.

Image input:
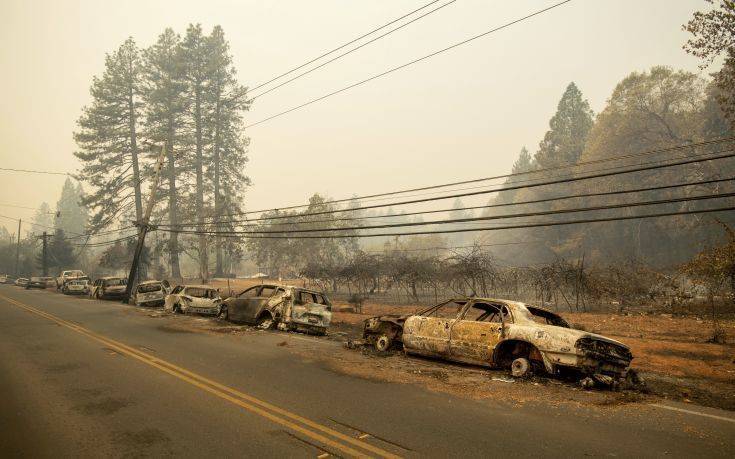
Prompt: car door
<box><xmin>449</xmin><ymin>301</ymin><xmax>507</xmax><ymax>365</ymax></box>
<box><xmin>402</xmin><ymin>300</ymin><xmax>464</xmax><ymax>357</ymax></box>
<box><xmin>226</xmin><ymin>286</ymin><xmax>267</xmax><ymax>322</ymax></box>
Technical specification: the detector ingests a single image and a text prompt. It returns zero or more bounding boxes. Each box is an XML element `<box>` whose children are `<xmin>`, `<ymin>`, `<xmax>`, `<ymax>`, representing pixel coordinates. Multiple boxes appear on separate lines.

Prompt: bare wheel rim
<box><xmin>511</xmin><ymin>357</ymin><xmax>531</xmax><ymax>378</ymax></box>
<box><xmin>375</xmin><ymin>334</ymin><xmax>392</xmax><ymax>352</ymax></box>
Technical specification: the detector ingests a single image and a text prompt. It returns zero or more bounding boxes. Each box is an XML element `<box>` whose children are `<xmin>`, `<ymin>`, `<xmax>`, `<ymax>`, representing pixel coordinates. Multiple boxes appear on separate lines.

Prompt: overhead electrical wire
<box><xmin>161</xmin><ymin>175</ymin><xmax>735</xmax><ymax>229</ymax></box>
<box><xmin>0</xmin><ymin>167</ymin><xmax>71</xmax><ymax>176</ymax></box>
<box><xmin>206</xmin><ymin>136</ymin><xmax>735</xmax><ymax>219</ymax></box>
<box><xmin>161</xmin><ymin>190</ymin><xmax>735</xmax><ymax>236</ymax></box>
<box><xmin>249</xmin><ymin>0</ymin><xmax>444</xmax><ymax>92</ymax></box>
<box><xmin>248</xmin><ymin>0</ymin><xmax>458</xmax><ymax>100</ymax></box>
<box><xmin>155</xmin><ymin>204</ymin><xmax>735</xmax><ymax>239</ymax></box>
<box><xmin>244</xmin><ymin>0</ymin><xmax>573</xmax><ymax>129</ymax></box>
<box><xmin>197</xmin><ymin>147</ymin><xmax>735</xmax><ymax>224</ymax></box>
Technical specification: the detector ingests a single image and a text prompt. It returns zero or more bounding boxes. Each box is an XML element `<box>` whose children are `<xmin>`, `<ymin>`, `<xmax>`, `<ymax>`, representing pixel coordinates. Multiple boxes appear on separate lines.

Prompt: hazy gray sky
<box><xmin>0</xmin><ymin>0</ymin><xmax>707</xmax><ymax>234</ymax></box>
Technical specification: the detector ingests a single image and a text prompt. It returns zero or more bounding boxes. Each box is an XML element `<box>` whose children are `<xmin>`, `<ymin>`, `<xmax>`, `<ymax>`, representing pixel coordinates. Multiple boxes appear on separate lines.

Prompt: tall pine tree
<box><xmin>206</xmin><ymin>25</ymin><xmax>251</xmax><ymax>276</ymax></box>
<box><xmin>75</xmin><ymin>37</ymin><xmax>145</xmax><ymax>231</ymax></box>
<box><xmin>55</xmin><ymin>178</ymin><xmax>88</xmax><ymax>236</ymax></box>
<box><xmin>142</xmin><ymin>28</ymin><xmax>189</xmax><ymax>278</ymax></box>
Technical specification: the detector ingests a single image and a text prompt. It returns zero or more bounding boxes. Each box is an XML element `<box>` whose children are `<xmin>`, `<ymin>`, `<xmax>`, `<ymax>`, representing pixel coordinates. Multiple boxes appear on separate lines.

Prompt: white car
<box><xmin>56</xmin><ymin>270</ymin><xmax>86</xmax><ymax>289</ymax></box>
<box><xmin>131</xmin><ymin>280</ymin><xmax>171</xmax><ymax>307</ymax></box>
<box><xmin>164</xmin><ymin>285</ymin><xmax>223</xmax><ymax>316</ymax></box>
<box><xmin>62</xmin><ymin>279</ymin><xmax>89</xmax><ymax>295</ymax></box>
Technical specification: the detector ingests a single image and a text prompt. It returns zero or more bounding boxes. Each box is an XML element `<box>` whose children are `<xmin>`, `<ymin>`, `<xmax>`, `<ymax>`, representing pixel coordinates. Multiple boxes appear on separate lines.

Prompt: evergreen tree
<box><xmin>48</xmin><ymin>229</ymin><xmax>76</xmax><ymax>271</ymax></box>
<box><xmin>55</xmin><ymin>178</ymin><xmax>88</xmax><ymax>236</ymax></box>
<box><xmin>180</xmin><ymin>24</ymin><xmax>211</xmax><ymax>280</ymax></box>
<box><xmin>534</xmin><ymin>82</ymin><xmax>594</xmax><ymax>168</ymax></box>
<box><xmin>33</xmin><ymin>202</ymin><xmax>54</xmax><ymax>233</ymax></box>
<box><xmin>142</xmin><ymin>28</ymin><xmax>189</xmax><ymax>278</ymax></box>
<box><xmin>205</xmin><ymin>25</ymin><xmax>251</xmax><ymax>276</ymax></box>
<box><xmin>75</xmin><ymin>37</ymin><xmax>145</xmax><ymax>231</ymax></box>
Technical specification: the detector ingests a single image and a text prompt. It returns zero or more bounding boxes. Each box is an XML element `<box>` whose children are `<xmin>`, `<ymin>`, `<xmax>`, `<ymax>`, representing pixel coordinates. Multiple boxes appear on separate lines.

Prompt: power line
<box><xmin>244</xmin><ymin>0</ymin><xmax>573</xmax><ymax>129</ymax></box>
<box><xmin>249</xmin><ymin>0</ymin><xmax>444</xmax><ymax>92</ymax></box>
<box><xmin>70</xmin><ymin>234</ymin><xmax>138</xmax><ymax>247</ymax></box>
<box><xmin>205</xmin><ymin>147</ymin><xmax>735</xmax><ymax>223</ymax></box>
<box><xmin>162</xmin><ymin>175</ymin><xmax>735</xmax><ymax>229</ymax></box>
<box><xmin>249</xmin><ymin>1</ymin><xmax>457</xmax><ymax>100</ymax></box>
<box><xmin>207</xmin><ymin>137</ymin><xmax>735</xmax><ymax>219</ymax></box>
<box><xmin>162</xmin><ymin>190</ymin><xmax>735</xmax><ymax>235</ymax></box>
<box><xmin>0</xmin><ymin>167</ymin><xmax>71</xmax><ymax>176</ymax></box>
<box><xmin>155</xmin><ymin>204</ymin><xmax>735</xmax><ymax>239</ymax></box>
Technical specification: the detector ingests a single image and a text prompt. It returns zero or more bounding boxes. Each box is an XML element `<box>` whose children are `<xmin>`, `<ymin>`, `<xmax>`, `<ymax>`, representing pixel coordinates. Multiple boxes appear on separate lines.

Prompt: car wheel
<box><xmin>375</xmin><ymin>334</ymin><xmax>392</xmax><ymax>352</ymax></box>
<box><xmin>217</xmin><ymin>307</ymin><xmax>228</xmax><ymax>321</ymax></box>
<box><xmin>256</xmin><ymin>315</ymin><xmax>274</xmax><ymax>330</ymax></box>
<box><xmin>510</xmin><ymin>357</ymin><xmax>532</xmax><ymax>378</ymax></box>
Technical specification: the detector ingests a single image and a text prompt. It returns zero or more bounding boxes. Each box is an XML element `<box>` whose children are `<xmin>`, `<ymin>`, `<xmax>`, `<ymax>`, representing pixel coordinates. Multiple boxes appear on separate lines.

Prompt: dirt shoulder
<box><xmin>326</xmin><ymin>301</ymin><xmax>735</xmax><ymax>411</ymax></box>
<box><xmin>149</xmin><ymin>286</ymin><xmax>735</xmax><ymax>411</ymax></box>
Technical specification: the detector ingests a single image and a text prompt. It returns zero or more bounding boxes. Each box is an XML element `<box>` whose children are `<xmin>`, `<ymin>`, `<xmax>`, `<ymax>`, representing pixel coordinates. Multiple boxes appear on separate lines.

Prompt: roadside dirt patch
<box><xmin>327</xmin><ymin>302</ymin><xmax>735</xmax><ymax>410</ymax></box>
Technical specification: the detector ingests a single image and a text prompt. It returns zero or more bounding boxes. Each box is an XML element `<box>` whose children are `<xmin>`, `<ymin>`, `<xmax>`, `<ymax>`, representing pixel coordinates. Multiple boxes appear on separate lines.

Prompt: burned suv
<box><xmin>222</xmin><ymin>284</ymin><xmax>332</xmax><ymax>335</ymax></box>
<box><xmin>363</xmin><ymin>298</ymin><xmax>632</xmax><ymax>384</ymax></box>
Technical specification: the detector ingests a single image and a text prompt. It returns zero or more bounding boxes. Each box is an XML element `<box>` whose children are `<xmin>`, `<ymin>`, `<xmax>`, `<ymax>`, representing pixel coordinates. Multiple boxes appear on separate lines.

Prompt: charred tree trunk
<box><xmin>194</xmin><ymin>87</ymin><xmax>208</xmax><ymax>281</ymax></box>
<box><xmin>213</xmin><ymin>94</ymin><xmax>223</xmax><ymax>277</ymax></box>
<box><xmin>128</xmin><ymin>84</ymin><xmax>143</xmax><ymax>222</ymax></box>
<box><xmin>166</xmin><ymin>118</ymin><xmax>181</xmax><ymax>278</ymax></box>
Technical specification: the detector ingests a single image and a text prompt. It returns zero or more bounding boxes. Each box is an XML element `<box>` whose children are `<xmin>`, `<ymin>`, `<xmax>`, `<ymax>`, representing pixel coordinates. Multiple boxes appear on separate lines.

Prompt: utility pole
<box><xmin>39</xmin><ymin>231</ymin><xmax>50</xmax><ymax>276</ymax></box>
<box><xmin>14</xmin><ymin>219</ymin><xmax>21</xmax><ymax>276</ymax></box>
<box><xmin>124</xmin><ymin>143</ymin><xmax>167</xmax><ymax>302</ymax></box>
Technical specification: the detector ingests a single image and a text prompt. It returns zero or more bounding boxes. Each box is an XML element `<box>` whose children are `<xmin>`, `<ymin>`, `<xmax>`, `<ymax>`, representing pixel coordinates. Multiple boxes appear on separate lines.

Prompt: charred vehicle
<box><xmin>14</xmin><ymin>278</ymin><xmax>29</xmax><ymax>287</ymax></box>
<box><xmin>62</xmin><ymin>279</ymin><xmax>89</xmax><ymax>295</ymax></box>
<box><xmin>55</xmin><ymin>270</ymin><xmax>87</xmax><ymax>289</ymax></box>
<box><xmin>363</xmin><ymin>298</ymin><xmax>632</xmax><ymax>383</ymax></box>
<box><xmin>131</xmin><ymin>280</ymin><xmax>170</xmax><ymax>307</ymax></box>
<box><xmin>89</xmin><ymin>277</ymin><xmax>127</xmax><ymax>300</ymax></box>
<box><xmin>222</xmin><ymin>284</ymin><xmax>332</xmax><ymax>335</ymax></box>
<box><xmin>164</xmin><ymin>285</ymin><xmax>223</xmax><ymax>316</ymax></box>
<box><xmin>25</xmin><ymin>277</ymin><xmax>47</xmax><ymax>289</ymax></box>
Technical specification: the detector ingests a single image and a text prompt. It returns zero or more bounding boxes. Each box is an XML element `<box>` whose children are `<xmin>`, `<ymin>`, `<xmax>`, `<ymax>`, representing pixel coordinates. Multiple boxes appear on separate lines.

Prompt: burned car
<box><xmin>55</xmin><ymin>270</ymin><xmax>87</xmax><ymax>290</ymax></box>
<box><xmin>25</xmin><ymin>277</ymin><xmax>47</xmax><ymax>289</ymax></box>
<box><xmin>363</xmin><ymin>298</ymin><xmax>633</xmax><ymax>383</ymax></box>
<box><xmin>89</xmin><ymin>277</ymin><xmax>127</xmax><ymax>300</ymax></box>
<box><xmin>164</xmin><ymin>285</ymin><xmax>223</xmax><ymax>316</ymax></box>
<box><xmin>222</xmin><ymin>284</ymin><xmax>332</xmax><ymax>335</ymax></box>
<box><xmin>62</xmin><ymin>279</ymin><xmax>89</xmax><ymax>295</ymax></box>
<box><xmin>131</xmin><ymin>280</ymin><xmax>170</xmax><ymax>307</ymax></box>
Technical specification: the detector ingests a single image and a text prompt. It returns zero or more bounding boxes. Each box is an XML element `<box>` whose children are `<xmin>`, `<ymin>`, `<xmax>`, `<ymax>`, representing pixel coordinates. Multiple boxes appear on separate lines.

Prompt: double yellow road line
<box><xmin>0</xmin><ymin>293</ymin><xmax>400</xmax><ymax>458</ymax></box>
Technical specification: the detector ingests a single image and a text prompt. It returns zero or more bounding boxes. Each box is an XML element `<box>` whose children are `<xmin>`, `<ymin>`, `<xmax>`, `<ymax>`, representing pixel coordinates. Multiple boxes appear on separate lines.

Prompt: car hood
<box><xmin>531</xmin><ymin>324</ymin><xmax>630</xmax><ymax>350</ymax></box>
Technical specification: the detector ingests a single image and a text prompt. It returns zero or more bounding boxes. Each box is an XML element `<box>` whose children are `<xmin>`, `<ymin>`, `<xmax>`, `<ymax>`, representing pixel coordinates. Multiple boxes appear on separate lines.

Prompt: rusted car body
<box><xmin>164</xmin><ymin>285</ymin><xmax>223</xmax><ymax>316</ymax></box>
<box><xmin>131</xmin><ymin>280</ymin><xmax>171</xmax><ymax>307</ymax></box>
<box><xmin>363</xmin><ymin>298</ymin><xmax>632</xmax><ymax>381</ymax></box>
<box><xmin>222</xmin><ymin>284</ymin><xmax>332</xmax><ymax>335</ymax></box>
<box><xmin>89</xmin><ymin>277</ymin><xmax>127</xmax><ymax>300</ymax></box>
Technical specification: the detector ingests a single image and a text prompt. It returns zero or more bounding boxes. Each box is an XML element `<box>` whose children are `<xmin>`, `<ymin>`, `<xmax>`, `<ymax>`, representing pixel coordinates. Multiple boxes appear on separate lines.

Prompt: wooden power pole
<box><xmin>124</xmin><ymin>143</ymin><xmax>167</xmax><ymax>302</ymax></box>
<box><xmin>14</xmin><ymin>219</ymin><xmax>21</xmax><ymax>276</ymax></box>
<box><xmin>39</xmin><ymin>231</ymin><xmax>50</xmax><ymax>276</ymax></box>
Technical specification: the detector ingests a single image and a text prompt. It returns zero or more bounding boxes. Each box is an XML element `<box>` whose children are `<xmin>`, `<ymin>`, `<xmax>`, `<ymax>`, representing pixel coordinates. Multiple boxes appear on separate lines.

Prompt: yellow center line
<box><xmin>0</xmin><ymin>293</ymin><xmax>401</xmax><ymax>459</ymax></box>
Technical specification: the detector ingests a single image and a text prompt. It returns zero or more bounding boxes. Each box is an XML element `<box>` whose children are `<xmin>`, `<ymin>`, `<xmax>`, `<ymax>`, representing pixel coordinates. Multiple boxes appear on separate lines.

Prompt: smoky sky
<box><xmin>0</xmin><ymin>0</ymin><xmax>708</xmax><ymax>234</ymax></box>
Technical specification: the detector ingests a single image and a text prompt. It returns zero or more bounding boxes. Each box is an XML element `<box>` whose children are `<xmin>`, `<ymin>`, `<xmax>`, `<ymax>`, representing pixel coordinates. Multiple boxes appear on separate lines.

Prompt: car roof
<box><xmin>182</xmin><ymin>284</ymin><xmax>216</xmax><ymax>289</ymax></box>
<box><xmin>139</xmin><ymin>280</ymin><xmax>163</xmax><ymax>285</ymax></box>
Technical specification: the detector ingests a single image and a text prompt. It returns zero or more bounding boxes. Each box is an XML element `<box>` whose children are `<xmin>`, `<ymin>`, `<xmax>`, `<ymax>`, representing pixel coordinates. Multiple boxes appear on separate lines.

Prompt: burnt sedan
<box><xmin>222</xmin><ymin>284</ymin><xmax>332</xmax><ymax>335</ymax></box>
<box><xmin>25</xmin><ymin>277</ymin><xmax>47</xmax><ymax>289</ymax></box>
<box><xmin>363</xmin><ymin>298</ymin><xmax>632</xmax><ymax>384</ymax></box>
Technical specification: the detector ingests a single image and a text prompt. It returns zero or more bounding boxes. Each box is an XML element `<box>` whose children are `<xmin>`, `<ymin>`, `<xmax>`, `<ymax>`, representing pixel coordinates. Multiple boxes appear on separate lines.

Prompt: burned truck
<box><xmin>363</xmin><ymin>298</ymin><xmax>633</xmax><ymax>384</ymax></box>
<box><xmin>222</xmin><ymin>284</ymin><xmax>332</xmax><ymax>335</ymax></box>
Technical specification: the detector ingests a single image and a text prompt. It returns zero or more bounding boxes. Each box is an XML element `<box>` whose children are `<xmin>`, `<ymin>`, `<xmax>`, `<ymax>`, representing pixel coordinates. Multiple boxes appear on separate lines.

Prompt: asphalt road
<box><xmin>1</xmin><ymin>285</ymin><xmax>734</xmax><ymax>458</ymax></box>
